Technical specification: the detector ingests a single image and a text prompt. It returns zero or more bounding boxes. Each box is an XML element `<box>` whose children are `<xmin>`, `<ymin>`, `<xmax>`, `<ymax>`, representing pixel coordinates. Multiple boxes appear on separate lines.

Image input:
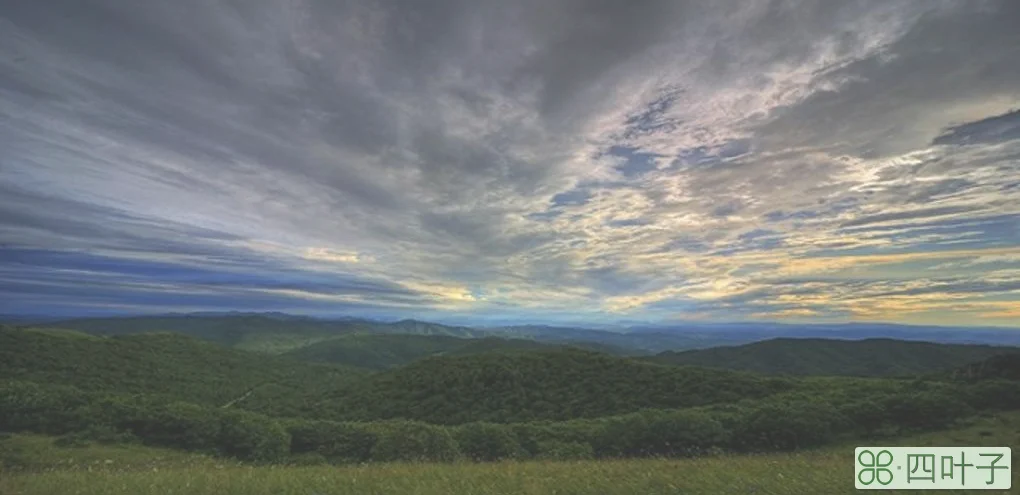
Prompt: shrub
<box><xmin>959</xmin><ymin>381</ymin><xmax>1020</xmax><ymax>411</ymax></box>
<box><xmin>452</xmin><ymin>422</ymin><xmax>523</xmax><ymax>462</ymax></box>
<box><xmin>732</xmin><ymin>401</ymin><xmax>845</xmax><ymax>452</ymax></box>
<box><xmin>285</xmin><ymin>420</ymin><xmax>377</xmax><ymax>463</ymax></box>
<box><xmin>535</xmin><ymin>440</ymin><xmax>594</xmax><ymax>460</ymax></box>
<box><xmin>369</xmin><ymin>420</ymin><xmax>461</xmax><ymax>462</ymax></box>
<box><xmin>77</xmin><ymin>395</ymin><xmax>154</xmax><ymax>432</ymax></box>
<box><xmin>838</xmin><ymin>398</ymin><xmax>888</xmax><ymax>436</ymax></box>
<box><xmin>127</xmin><ymin>401</ymin><xmax>222</xmax><ymax>452</ymax></box>
<box><xmin>510</xmin><ymin>423</ymin><xmax>552</xmax><ymax>457</ymax></box>
<box><xmin>217</xmin><ymin>409</ymin><xmax>290</xmax><ymax>462</ymax></box>
<box><xmin>877</xmin><ymin>391</ymin><xmax>973</xmax><ymax>431</ymax></box>
<box><xmin>0</xmin><ymin>381</ymin><xmax>92</xmax><ymax>434</ymax></box>
<box><xmin>510</xmin><ymin>420</ymin><xmax>601</xmax><ymax>457</ymax></box>
<box><xmin>594</xmin><ymin>409</ymin><xmax>728</xmax><ymax>457</ymax></box>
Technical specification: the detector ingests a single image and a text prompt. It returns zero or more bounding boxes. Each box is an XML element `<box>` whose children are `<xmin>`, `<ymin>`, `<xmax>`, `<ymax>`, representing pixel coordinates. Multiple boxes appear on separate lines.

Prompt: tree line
<box><xmin>3</xmin><ymin>377</ymin><xmax>1018</xmax><ymax>464</ymax></box>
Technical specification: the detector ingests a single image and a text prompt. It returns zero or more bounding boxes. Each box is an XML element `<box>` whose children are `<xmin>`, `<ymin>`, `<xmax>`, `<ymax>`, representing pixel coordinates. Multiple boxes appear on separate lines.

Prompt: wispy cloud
<box><xmin>1</xmin><ymin>0</ymin><xmax>1018</xmax><ymax>326</ymax></box>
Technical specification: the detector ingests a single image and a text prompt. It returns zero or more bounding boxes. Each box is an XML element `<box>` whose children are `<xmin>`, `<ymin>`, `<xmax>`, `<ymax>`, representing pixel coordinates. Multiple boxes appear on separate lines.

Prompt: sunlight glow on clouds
<box><xmin>1</xmin><ymin>0</ymin><xmax>1018</xmax><ymax>326</ymax></box>
<box><xmin>303</xmin><ymin>248</ymin><xmax>367</xmax><ymax>264</ymax></box>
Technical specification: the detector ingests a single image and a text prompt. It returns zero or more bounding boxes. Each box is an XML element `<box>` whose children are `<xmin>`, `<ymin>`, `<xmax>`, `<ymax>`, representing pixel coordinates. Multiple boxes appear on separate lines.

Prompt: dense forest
<box><xmin>304</xmin><ymin>349</ymin><xmax>795</xmax><ymax>423</ymax></box>
<box><xmin>283</xmin><ymin>333</ymin><xmax>634</xmax><ymax>370</ymax></box>
<box><xmin>43</xmin><ymin>315</ymin><xmax>728</xmax><ymax>353</ymax></box>
<box><xmin>644</xmin><ymin>337</ymin><xmax>1019</xmax><ymax>376</ymax></box>
<box><xmin>2</xmin><ymin>323</ymin><xmax>1019</xmax><ymax>466</ymax></box>
<box><xmin>0</xmin><ymin>326</ymin><xmax>367</xmax><ymax>416</ymax></box>
<box><xmin>44</xmin><ymin>315</ymin><xmax>1020</xmax><ymax>353</ymax></box>
<box><xmin>41</xmin><ymin>316</ymin><xmax>486</xmax><ymax>353</ymax></box>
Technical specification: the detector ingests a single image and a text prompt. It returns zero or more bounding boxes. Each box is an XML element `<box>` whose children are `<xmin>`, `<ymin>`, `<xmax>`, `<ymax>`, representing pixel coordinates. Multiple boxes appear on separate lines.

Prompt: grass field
<box><xmin>2</xmin><ymin>412</ymin><xmax>1017</xmax><ymax>495</ymax></box>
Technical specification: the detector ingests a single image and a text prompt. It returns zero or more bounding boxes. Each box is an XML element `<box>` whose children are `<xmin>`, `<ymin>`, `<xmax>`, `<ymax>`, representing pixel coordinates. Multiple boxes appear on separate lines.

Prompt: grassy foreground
<box><xmin>0</xmin><ymin>455</ymin><xmax>840</xmax><ymax>495</ymax></box>
<box><xmin>2</xmin><ymin>453</ymin><xmax>1016</xmax><ymax>495</ymax></box>
<box><xmin>2</xmin><ymin>413</ymin><xmax>1017</xmax><ymax>495</ymax></box>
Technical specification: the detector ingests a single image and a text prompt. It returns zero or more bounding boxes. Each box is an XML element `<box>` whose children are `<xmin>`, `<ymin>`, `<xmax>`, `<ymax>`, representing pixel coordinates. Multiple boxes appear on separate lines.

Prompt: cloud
<box><xmin>752</xmin><ymin>308</ymin><xmax>823</xmax><ymax>319</ymax></box>
<box><xmin>303</xmin><ymin>248</ymin><xmax>366</xmax><ymax>264</ymax></box>
<box><xmin>1</xmin><ymin>0</ymin><xmax>1018</xmax><ymax>326</ymax></box>
<box><xmin>839</xmin><ymin>206</ymin><xmax>987</xmax><ymax>228</ymax></box>
<box><xmin>933</xmin><ymin>109</ymin><xmax>1020</xmax><ymax>147</ymax></box>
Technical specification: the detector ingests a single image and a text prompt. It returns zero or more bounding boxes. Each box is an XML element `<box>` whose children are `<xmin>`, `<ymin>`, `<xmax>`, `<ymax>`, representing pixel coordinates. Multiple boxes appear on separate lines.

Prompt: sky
<box><xmin>1</xmin><ymin>0</ymin><xmax>1019</xmax><ymax>327</ymax></box>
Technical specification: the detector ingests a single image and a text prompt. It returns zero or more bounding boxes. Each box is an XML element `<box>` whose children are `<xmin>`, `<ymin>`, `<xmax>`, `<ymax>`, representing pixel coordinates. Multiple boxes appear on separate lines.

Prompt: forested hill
<box><xmin>36</xmin><ymin>315</ymin><xmax>487</xmax><ymax>353</ymax></box>
<box><xmin>0</xmin><ymin>326</ymin><xmax>366</xmax><ymax>416</ymax></box>
<box><xmin>283</xmin><ymin>333</ymin><xmax>635</xmax><ymax>370</ymax></box>
<box><xmin>39</xmin><ymin>315</ymin><xmax>703</xmax><ymax>354</ymax></box>
<box><xmin>32</xmin><ymin>314</ymin><xmax>1020</xmax><ymax>357</ymax></box>
<box><xmin>942</xmin><ymin>353</ymin><xmax>1020</xmax><ymax>381</ymax></box>
<box><xmin>3</xmin><ymin>324</ymin><xmax>796</xmax><ymax>426</ymax></box>
<box><xmin>6</xmin><ymin>323</ymin><xmax>1020</xmax><ymax>467</ymax></box>
<box><xmin>642</xmin><ymin>337</ymin><xmax>1019</xmax><ymax>377</ymax></box>
<box><xmin>35</xmin><ymin>315</ymin><xmax>366</xmax><ymax>352</ymax></box>
<box><xmin>305</xmin><ymin>349</ymin><xmax>795</xmax><ymax>424</ymax></box>
<box><xmin>283</xmin><ymin>333</ymin><xmax>471</xmax><ymax>370</ymax></box>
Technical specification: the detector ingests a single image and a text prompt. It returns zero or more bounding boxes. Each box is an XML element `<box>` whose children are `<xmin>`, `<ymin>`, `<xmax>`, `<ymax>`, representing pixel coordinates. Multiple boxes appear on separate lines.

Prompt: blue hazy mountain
<box><xmin>30</xmin><ymin>313</ymin><xmax>1020</xmax><ymax>354</ymax></box>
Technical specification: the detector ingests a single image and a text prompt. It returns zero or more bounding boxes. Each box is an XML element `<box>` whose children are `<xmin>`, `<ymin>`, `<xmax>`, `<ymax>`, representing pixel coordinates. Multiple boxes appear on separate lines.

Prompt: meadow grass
<box><xmin>1</xmin><ymin>412</ymin><xmax>1017</xmax><ymax>495</ymax></box>
<box><xmin>0</xmin><ymin>453</ymin><xmax>849</xmax><ymax>495</ymax></box>
<box><xmin>4</xmin><ymin>452</ymin><xmax>1017</xmax><ymax>495</ymax></box>
<box><xmin>0</xmin><ymin>434</ymin><xmax>241</xmax><ymax>473</ymax></box>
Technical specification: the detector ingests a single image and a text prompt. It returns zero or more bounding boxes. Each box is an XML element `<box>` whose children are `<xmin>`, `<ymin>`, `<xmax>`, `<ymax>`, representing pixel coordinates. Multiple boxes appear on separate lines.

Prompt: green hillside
<box><xmin>283</xmin><ymin>333</ymin><xmax>471</xmax><ymax>369</ymax></box>
<box><xmin>42</xmin><ymin>315</ymin><xmax>782</xmax><ymax>355</ymax></box>
<box><xmin>443</xmin><ymin>337</ymin><xmax>635</xmax><ymax>357</ymax></box>
<box><xmin>383</xmin><ymin>319</ymin><xmax>488</xmax><ymax>338</ymax></box>
<box><xmin>943</xmin><ymin>353</ymin><xmax>1020</xmax><ymax>381</ymax></box>
<box><xmin>3</xmin><ymin>324</ymin><xmax>1020</xmax><ymax>470</ymax></box>
<box><xmin>489</xmin><ymin>325</ymin><xmax>754</xmax><ymax>352</ymax></box>
<box><xmin>6</xmin><ymin>411</ymin><xmax>1020</xmax><ymax>495</ymax></box>
<box><xmin>643</xmin><ymin>337</ymin><xmax>1019</xmax><ymax>376</ymax></box>
<box><xmin>0</xmin><ymin>326</ymin><xmax>367</xmax><ymax>416</ymax></box>
<box><xmin>41</xmin><ymin>315</ymin><xmax>368</xmax><ymax>353</ymax></box>
<box><xmin>45</xmin><ymin>315</ymin><xmax>488</xmax><ymax>354</ymax></box>
<box><xmin>306</xmin><ymin>349</ymin><xmax>796</xmax><ymax>424</ymax></box>
<box><xmin>283</xmin><ymin>333</ymin><xmax>635</xmax><ymax>370</ymax></box>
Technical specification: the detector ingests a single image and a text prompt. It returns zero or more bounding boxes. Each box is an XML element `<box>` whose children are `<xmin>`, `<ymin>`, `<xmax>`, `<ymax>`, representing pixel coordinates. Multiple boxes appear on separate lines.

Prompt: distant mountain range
<box><xmin>7</xmin><ymin>312</ymin><xmax>1020</xmax><ymax>354</ymax></box>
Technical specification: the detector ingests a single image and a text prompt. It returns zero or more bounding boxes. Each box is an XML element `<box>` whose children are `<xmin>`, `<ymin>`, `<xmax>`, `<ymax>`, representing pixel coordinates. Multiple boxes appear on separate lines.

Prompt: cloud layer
<box><xmin>1</xmin><ymin>0</ymin><xmax>1018</xmax><ymax>325</ymax></box>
